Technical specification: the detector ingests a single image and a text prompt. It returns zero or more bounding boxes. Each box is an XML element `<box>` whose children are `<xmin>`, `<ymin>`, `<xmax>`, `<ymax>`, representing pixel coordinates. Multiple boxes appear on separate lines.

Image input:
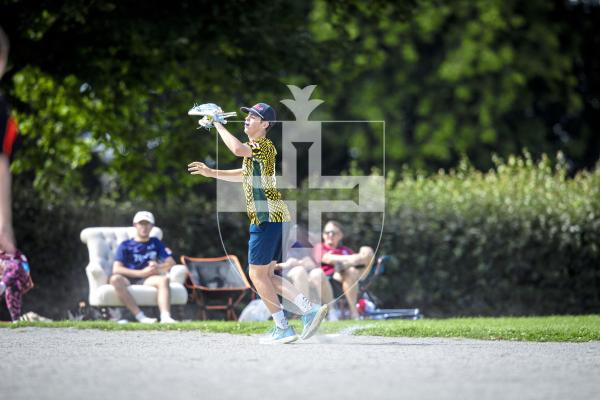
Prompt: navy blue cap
<box><xmin>240</xmin><ymin>103</ymin><xmax>277</xmax><ymax>128</ymax></box>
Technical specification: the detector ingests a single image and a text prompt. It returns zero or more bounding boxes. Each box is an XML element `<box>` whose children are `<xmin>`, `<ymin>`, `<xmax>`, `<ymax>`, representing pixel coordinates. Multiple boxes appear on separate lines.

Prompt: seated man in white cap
<box><xmin>110</xmin><ymin>211</ymin><xmax>177</xmax><ymax>323</ymax></box>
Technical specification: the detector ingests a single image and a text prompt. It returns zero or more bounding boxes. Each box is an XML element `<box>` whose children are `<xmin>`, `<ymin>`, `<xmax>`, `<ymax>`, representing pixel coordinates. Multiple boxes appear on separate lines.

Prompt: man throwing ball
<box><xmin>188</xmin><ymin>102</ymin><xmax>327</xmax><ymax>343</ymax></box>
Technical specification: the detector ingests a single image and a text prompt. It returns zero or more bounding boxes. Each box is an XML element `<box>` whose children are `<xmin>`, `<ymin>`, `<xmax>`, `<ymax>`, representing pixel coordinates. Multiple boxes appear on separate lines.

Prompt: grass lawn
<box><xmin>2</xmin><ymin>315</ymin><xmax>599</xmax><ymax>342</ymax></box>
<box><xmin>352</xmin><ymin>315</ymin><xmax>600</xmax><ymax>342</ymax></box>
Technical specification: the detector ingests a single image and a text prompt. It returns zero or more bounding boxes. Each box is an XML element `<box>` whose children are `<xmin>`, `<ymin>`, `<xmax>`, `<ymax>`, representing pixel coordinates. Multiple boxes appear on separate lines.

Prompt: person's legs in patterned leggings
<box><xmin>1</xmin><ymin>260</ymin><xmax>31</xmax><ymax>321</ymax></box>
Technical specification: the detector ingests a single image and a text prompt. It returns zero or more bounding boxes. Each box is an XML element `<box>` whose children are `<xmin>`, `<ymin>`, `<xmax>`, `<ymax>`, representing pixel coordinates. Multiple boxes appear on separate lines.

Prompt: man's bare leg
<box><xmin>144</xmin><ymin>275</ymin><xmax>175</xmax><ymax>323</ymax></box>
<box><xmin>249</xmin><ymin>263</ymin><xmax>283</xmax><ymax>314</ymax></box>
<box><xmin>341</xmin><ymin>267</ymin><xmax>361</xmax><ymax>319</ymax></box>
<box><xmin>269</xmin><ymin>262</ymin><xmax>305</xmax><ymax>302</ymax></box>
<box><xmin>284</xmin><ymin>266</ymin><xmax>309</xmax><ymax>295</ymax></box>
<box><xmin>308</xmin><ymin>268</ymin><xmax>333</xmax><ymax>304</ymax></box>
<box><xmin>109</xmin><ymin>275</ymin><xmax>142</xmax><ymax>316</ymax></box>
<box><xmin>109</xmin><ymin>275</ymin><xmax>157</xmax><ymax>323</ymax></box>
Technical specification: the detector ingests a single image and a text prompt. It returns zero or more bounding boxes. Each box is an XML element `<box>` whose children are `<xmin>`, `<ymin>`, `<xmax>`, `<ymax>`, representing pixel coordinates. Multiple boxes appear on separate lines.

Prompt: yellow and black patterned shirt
<box><xmin>242</xmin><ymin>137</ymin><xmax>290</xmax><ymax>225</ymax></box>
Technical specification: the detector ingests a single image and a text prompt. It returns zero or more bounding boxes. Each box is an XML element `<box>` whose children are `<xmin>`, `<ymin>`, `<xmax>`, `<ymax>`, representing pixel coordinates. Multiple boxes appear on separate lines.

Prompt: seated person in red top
<box><xmin>313</xmin><ymin>220</ymin><xmax>375</xmax><ymax>319</ymax></box>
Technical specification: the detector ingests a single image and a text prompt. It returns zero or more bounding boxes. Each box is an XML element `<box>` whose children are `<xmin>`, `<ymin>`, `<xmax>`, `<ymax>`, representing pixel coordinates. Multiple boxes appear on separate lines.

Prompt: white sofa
<box><xmin>80</xmin><ymin>227</ymin><xmax>188</xmax><ymax>308</ymax></box>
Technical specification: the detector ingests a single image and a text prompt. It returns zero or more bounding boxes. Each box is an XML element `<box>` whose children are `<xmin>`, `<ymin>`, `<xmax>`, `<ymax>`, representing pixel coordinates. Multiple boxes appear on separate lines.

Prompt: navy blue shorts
<box><xmin>248</xmin><ymin>222</ymin><xmax>289</xmax><ymax>266</ymax></box>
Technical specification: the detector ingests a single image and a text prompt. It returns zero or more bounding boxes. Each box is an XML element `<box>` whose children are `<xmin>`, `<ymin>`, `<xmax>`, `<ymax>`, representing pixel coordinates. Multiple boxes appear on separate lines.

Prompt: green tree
<box><xmin>310</xmin><ymin>0</ymin><xmax>600</xmax><ymax>173</ymax></box>
<box><xmin>0</xmin><ymin>0</ymin><xmax>598</xmax><ymax>203</ymax></box>
<box><xmin>1</xmin><ymin>0</ymin><xmax>333</xmax><ymax>201</ymax></box>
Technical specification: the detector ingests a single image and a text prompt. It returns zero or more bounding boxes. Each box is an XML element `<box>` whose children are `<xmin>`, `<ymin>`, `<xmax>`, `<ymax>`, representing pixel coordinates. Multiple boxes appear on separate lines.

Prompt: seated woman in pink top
<box><xmin>313</xmin><ymin>220</ymin><xmax>375</xmax><ymax>319</ymax></box>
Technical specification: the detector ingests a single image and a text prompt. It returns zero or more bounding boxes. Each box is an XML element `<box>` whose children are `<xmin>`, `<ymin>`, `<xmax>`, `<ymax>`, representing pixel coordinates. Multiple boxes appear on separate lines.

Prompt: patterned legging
<box><xmin>1</xmin><ymin>260</ymin><xmax>33</xmax><ymax>321</ymax></box>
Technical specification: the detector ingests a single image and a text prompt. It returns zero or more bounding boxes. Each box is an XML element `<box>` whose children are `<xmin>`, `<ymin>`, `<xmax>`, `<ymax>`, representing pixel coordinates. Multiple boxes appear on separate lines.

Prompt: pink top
<box><xmin>313</xmin><ymin>242</ymin><xmax>354</xmax><ymax>276</ymax></box>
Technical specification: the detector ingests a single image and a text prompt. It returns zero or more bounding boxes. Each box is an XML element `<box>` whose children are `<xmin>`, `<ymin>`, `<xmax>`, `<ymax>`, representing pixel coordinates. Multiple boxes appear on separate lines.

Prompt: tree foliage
<box><xmin>0</xmin><ymin>0</ymin><xmax>598</xmax><ymax>202</ymax></box>
<box><xmin>1</xmin><ymin>0</ymin><xmax>332</xmax><ymax>201</ymax></box>
<box><xmin>310</xmin><ymin>0</ymin><xmax>600</xmax><ymax>173</ymax></box>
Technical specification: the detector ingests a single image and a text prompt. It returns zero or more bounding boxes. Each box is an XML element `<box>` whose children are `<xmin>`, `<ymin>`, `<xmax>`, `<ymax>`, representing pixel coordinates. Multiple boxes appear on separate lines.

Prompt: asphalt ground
<box><xmin>2</xmin><ymin>327</ymin><xmax>599</xmax><ymax>400</ymax></box>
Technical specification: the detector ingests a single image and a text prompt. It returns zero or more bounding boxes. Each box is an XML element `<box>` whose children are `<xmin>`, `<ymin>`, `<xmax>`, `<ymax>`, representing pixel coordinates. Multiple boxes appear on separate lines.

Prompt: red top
<box><xmin>313</xmin><ymin>242</ymin><xmax>354</xmax><ymax>276</ymax></box>
<box><xmin>1</xmin><ymin>94</ymin><xmax>19</xmax><ymax>161</ymax></box>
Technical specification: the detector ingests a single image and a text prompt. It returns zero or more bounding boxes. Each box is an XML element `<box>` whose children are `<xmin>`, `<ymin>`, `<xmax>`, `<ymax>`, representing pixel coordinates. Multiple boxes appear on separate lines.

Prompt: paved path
<box><xmin>2</xmin><ymin>328</ymin><xmax>599</xmax><ymax>400</ymax></box>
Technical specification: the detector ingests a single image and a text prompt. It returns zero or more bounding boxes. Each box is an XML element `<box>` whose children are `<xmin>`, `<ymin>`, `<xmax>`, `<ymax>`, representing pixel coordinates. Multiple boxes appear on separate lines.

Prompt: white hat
<box><xmin>133</xmin><ymin>211</ymin><xmax>155</xmax><ymax>224</ymax></box>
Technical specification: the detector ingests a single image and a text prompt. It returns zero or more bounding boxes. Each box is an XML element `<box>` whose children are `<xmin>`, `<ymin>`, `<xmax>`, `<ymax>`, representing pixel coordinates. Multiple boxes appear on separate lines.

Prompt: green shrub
<box><xmin>380</xmin><ymin>152</ymin><xmax>600</xmax><ymax>316</ymax></box>
<box><xmin>6</xmin><ymin>152</ymin><xmax>599</xmax><ymax>319</ymax></box>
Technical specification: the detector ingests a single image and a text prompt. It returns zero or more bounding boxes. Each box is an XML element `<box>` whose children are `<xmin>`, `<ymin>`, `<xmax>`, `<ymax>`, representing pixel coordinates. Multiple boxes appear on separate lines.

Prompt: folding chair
<box><xmin>181</xmin><ymin>255</ymin><xmax>253</xmax><ymax>320</ymax></box>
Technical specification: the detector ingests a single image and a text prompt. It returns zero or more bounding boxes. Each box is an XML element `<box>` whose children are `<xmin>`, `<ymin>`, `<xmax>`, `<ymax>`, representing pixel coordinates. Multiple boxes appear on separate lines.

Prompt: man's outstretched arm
<box><xmin>188</xmin><ymin>162</ymin><xmax>243</xmax><ymax>182</ymax></box>
<box><xmin>213</xmin><ymin>122</ymin><xmax>252</xmax><ymax>158</ymax></box>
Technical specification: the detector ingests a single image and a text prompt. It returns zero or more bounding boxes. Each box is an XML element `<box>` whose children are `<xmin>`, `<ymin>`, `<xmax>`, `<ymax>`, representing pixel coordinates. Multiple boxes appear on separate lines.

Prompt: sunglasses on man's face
<box><xmin>324</xmin><ymin>230</ymin><xmax>341</xmax><ymax>236</ymax></box>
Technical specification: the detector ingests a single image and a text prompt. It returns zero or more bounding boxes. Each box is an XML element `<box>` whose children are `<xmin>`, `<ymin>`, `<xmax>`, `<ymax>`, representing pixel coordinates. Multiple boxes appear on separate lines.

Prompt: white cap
<box><xmin>133</xmin><ymin>211</ymin><xmax>155</xmax><ymax>224</ymax></box>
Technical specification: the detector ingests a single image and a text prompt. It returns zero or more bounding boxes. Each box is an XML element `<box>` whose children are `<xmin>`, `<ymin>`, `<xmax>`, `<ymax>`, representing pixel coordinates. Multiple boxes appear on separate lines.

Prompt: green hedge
<box><xmin>377</xmin><ymin>153</ymin><xmax>600</xmax><ymax>316</ymax></box>
<box><xmin>5</xmin><ymin>152</ymin><xmax>599</xmax><ymax>320</ymax></box>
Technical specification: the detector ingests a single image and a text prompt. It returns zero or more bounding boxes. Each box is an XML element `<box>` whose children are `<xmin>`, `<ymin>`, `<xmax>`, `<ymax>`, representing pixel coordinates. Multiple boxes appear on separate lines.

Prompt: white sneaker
<box><xmin>137</xmin><ymin>316</ymin><xmax>157</xmax><ymax>324</ymax></box>
<box><xmin>160</xmin><ymin>316</ymin><xmax>177</xmax><ymax>324</ymax></box>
